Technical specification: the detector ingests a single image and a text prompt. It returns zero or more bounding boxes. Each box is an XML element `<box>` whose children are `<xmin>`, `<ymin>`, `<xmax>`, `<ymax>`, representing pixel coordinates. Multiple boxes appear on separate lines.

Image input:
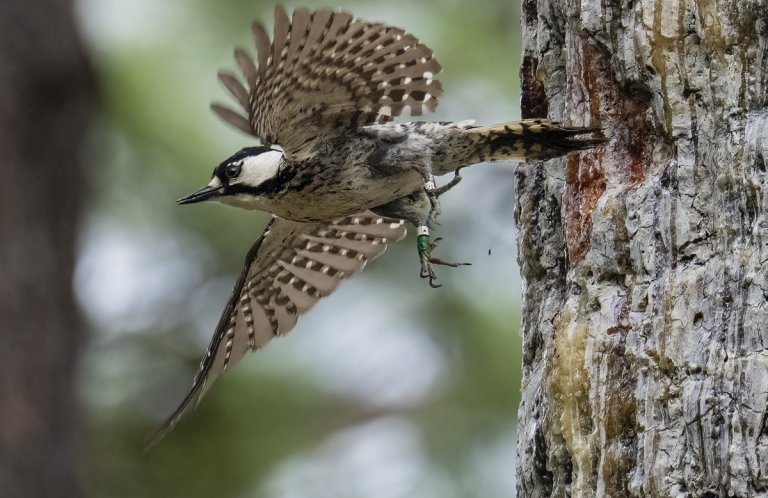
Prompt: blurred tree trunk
<box><xmin>0</xmin><ymin>1</ymin><xmax>94</xmax><ymax>497</ymax></box>
<box><xmin>515</xmin><ymin>0</ymin><xmax>768</xmax><ymax>497</ymax></box>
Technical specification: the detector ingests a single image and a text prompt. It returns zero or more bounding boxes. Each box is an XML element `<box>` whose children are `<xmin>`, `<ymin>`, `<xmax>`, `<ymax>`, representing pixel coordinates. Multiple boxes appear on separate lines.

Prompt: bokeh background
<box><xmin>14</xmin><ymin>0</ymin><xmax>525</xmax><ymax>496</ymax></box>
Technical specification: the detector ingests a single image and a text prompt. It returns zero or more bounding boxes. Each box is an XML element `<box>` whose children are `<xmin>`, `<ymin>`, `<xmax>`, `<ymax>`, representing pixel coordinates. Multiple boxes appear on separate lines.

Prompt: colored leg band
<box><xmin>417</xmin><ymin>226</ymin><xmax>430</xmax><ymax>252</ymax></box>
<box><xmin>425</xmin><ymin>174</ymin><xmax>436</xmax><ymax>191</ymax></box>
<box><xmin>417</xmin><ymin>234</ymin><xmax>430</xmax><ymax>252</ymax></box>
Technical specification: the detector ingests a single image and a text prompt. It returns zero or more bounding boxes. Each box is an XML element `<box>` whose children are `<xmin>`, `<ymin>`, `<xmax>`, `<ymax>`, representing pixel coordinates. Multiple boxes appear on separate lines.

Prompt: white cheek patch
<box><xmin>238</xmin><ymin>150</ymin><xmax>282</xmax><ymax>187</ymax></box>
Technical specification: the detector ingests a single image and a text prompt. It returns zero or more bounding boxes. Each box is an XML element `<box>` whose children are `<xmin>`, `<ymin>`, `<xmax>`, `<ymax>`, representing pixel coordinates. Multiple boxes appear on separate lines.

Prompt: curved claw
<box><xmin>419</xmin><ymin>266</ymin><xmax>442</xmax><ymax>288</ymax></box>
<box><xmin>426</xmin><ymin>197</ymin><xmax>441</xmax><ymax>227</ymax></box>
<box><xmin>427</xmin><ymin>211</ymin><xmax>441</xmax><ymax>228</ymax></box>
<box><xmin>421</xmin><ymin>269</ymin><xmax>439</xmax><ymax>286</ymax></box>
<box><xmin>417</xmin><ymin>234</ymin><xmax>470</xmax><ymax>288</ymax></box>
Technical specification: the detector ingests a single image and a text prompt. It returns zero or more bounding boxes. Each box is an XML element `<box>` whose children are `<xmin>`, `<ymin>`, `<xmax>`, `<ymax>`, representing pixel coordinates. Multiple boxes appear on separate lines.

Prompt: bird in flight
<box><xmin>152</xmin><ymin>6</ymin><xmax>601</xmax><ymax>444</ymax></box>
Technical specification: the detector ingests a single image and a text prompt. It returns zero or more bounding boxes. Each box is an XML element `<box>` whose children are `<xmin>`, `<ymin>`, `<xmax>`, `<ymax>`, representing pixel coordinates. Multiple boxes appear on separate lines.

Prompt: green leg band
<box><xmin>417</xmin><ymin>234</ymin><xmax>430</xmax><ymax>253</ymax></box>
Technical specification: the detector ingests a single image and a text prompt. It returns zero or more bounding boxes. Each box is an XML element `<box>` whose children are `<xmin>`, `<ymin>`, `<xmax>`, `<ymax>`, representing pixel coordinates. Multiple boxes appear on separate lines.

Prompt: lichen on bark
<box><xmin>515</xmin><ymin>1</ymin><xmax>768</xmax><ymax>497</ymax></box>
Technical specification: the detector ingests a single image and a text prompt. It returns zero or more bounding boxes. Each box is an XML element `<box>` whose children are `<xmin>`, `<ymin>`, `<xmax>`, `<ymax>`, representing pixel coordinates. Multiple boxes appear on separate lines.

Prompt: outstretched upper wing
<box><xmin>150</xmin><ymin>212</ymin><xmax>407</xmax><ymax>444</ymax></box>
<box><xmin>212</xmin><ymin>6</ymin><xmax>443</xmax><ymax>160</ymax></box>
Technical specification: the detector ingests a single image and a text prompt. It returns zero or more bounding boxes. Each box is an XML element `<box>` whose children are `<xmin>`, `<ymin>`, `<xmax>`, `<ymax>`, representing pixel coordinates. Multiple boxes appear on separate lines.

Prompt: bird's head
<box><xmin>178</xmin><ymin>146</ymin><xmax>283</xmax><ymax>210</ymax></box>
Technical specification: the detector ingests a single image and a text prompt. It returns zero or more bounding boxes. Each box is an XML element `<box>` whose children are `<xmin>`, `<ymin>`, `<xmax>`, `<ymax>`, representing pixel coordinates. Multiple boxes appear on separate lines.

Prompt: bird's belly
<box><xmin>272</xmin><ymin>170</ymin><xmax>422</xmax><ymax>222</ymax></box>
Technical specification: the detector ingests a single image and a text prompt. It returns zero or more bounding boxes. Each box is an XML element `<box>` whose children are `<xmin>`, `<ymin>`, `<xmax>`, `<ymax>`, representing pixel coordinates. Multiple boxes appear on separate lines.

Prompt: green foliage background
<box><xmin>74</xmin><ymin>0</ymin><xmax>523</xmax><ymax>496</ymax></box>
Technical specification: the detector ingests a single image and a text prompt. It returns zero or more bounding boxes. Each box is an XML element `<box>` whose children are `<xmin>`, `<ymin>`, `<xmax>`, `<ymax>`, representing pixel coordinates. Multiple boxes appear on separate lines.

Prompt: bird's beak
<box><xmin>177</xmin><ymin>185</ymin><xmax>222</xmax><ymax>205</ymax></box>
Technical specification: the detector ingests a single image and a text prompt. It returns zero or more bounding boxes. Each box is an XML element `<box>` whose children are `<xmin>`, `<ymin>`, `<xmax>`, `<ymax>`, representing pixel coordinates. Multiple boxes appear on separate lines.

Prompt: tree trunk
<box><xmin>0</xmin><ymin>1</ymin><xmax>95</xmax><ymax>497</ymax></box>
<box><xmin>515</xmin><ymin>0</ymin><xmax>768</xmax><ymax>497</ymax></box>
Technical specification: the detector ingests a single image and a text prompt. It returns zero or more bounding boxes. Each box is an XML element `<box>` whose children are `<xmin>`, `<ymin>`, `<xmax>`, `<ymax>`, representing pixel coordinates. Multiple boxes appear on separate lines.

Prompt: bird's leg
<box><xmin>372</xmin><ymin>191</ymin><xmax>470</xmax><ymax>288</ymax></box>
<box><xmin>417</xmin><ymin>167</ymin><xmax>471</xmax><ymax>286</ymax></box>
<box><xmin>416</xmin><ymin>225</ymin><xmax>471</xmax><ymax>289</ymax></box>
<box><xmin>431</xmin><ymin>165</ymin><xmax>467</xmax><ymax>196</ymax></box>
<box><xmin>422</xmin><ymin>166</ymin><xmax>466</xmax><ymax>227</ymax></box>
<box><xmin>423</xmin><ymin>173</ymin><xmax>440</xmax><ymax>227</ymax></box>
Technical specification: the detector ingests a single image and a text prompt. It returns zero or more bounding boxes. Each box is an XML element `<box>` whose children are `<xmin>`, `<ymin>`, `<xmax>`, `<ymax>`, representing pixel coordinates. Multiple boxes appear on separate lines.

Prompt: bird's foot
<box><xmin>423</xmin><ymin>167</ymin><xmax>466</xmax><ymax>227</ymax></box>
<box><xmin>417</xmin><ymin>227</ymin><xmax>470</xmax><ymax>288</ymax></box>
<box><xmin>423</xmin><ymin>175</ymin><xmax>441</xmax><ymax>227</ymax></box>
<box><xmin>432</xmin><ymin>166</ymin><xmax>466</xmax><ymax>196</ymax></box>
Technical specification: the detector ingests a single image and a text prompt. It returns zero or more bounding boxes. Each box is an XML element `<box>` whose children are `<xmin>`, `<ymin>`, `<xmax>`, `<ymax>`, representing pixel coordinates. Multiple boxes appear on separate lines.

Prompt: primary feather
<box><xmin>212</xmin><ymin>6</ymin><xmax>443</xmax><ymax>160</ymax></box>
<box><xmin>150</xmin><ymin>212</ymin><xmax>406</xmax><ymax>445</ymax></box>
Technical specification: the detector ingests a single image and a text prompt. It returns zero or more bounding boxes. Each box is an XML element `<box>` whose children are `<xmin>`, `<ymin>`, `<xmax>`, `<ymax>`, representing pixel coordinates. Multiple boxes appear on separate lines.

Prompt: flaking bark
<box><xmin>515</xmin><ymin>1</ymin><xmax>768</xmax><ymax>497</ymax></box>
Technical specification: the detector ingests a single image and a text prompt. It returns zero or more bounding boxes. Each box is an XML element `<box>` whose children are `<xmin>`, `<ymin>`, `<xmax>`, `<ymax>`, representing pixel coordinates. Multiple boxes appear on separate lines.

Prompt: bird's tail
<box><xmin>441</xmin><ymin>119</ymin><xmax>604</xmax><ymax>167</ymax></box>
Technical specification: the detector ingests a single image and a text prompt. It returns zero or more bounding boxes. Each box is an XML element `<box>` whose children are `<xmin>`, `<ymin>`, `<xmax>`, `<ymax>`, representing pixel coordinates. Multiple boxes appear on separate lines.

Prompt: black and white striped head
<box><xmin>178</xmin><ymin>146</ymin><xmax>284</xmax><ymax>210</ymax></box>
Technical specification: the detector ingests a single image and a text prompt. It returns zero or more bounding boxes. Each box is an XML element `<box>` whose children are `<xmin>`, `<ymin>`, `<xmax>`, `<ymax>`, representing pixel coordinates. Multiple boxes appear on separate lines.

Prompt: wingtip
<box><xmin>274</xmin><ymin>4</ymin><xmax>289</xmax><ymax>25</ymax></box>
<box><xmin>143</xmin><ymin>418</ymin><xmax>176</xmax><ymax>453</ymax></box>
<box><xmin>210</xmin><ymin>102</ymin><xmax>253</xmax><ymax>135</ymax></box>
<box><xmin>143</xmin><ymin>376</ymin><xmax>209</xmax><ymax>452</ymax></box>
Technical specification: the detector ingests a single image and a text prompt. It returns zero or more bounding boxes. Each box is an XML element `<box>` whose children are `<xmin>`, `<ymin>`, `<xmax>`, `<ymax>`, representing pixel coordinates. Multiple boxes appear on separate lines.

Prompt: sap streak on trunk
<box><xmin>515</xmin><ymin>0</ymin><xmax>768</xmax><ymax>497</ymax></box>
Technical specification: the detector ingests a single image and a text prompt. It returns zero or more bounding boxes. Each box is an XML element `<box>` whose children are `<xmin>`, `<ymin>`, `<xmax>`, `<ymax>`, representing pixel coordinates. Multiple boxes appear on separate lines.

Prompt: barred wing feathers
<box><xmin>212</xmin><ymin>6</ymin><xmax>443</xmax><ymax>159</ymax></box>
<box><xmin>150</xmin><ymin>212</ymin><xmax>407</xmax><ymax>444</ymax></box>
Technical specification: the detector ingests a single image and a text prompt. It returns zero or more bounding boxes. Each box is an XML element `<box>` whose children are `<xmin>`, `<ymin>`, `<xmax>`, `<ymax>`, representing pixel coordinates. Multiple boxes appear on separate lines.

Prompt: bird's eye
<box><xmin>226</xmin><ymin>162</ymin><xmax>242</xmax><ymax>178</ymax></box>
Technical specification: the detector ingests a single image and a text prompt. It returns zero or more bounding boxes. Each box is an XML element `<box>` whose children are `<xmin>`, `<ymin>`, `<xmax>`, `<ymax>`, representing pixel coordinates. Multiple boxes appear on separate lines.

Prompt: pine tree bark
<box><xmin>515</xmin><ymin>1</ymin><xmax>768</xmax><ymax>496</ymax></box>
<box><xmin>0</xmin><ymin>1</ymin><xmax>95</xmax><ymax>497</ymax></box>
